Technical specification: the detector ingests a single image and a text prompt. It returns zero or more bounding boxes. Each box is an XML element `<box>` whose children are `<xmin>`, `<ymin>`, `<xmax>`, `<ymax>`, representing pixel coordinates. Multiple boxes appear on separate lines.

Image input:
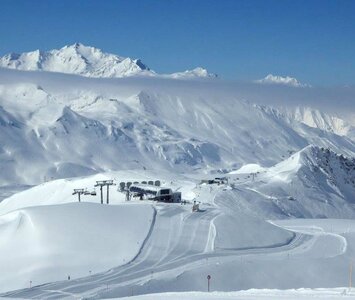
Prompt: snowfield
<box><xmin>0</xmin><ymin>202</ymin><xmax>154</xmax><ymax>293</ymax></box>
<box><xmin>0</xmin><ymin>45</ymin><xmax>355</xmax><ymax>299</ymax></box>
<box><xmin>1</xmin><ymin>164</ymin><xmax>355</xmax><ymax>298</ymax></box>
<box><xmin>116</xmin><ymin>288</ymin><xmax>355</xmax><ymax>299</ymax></box>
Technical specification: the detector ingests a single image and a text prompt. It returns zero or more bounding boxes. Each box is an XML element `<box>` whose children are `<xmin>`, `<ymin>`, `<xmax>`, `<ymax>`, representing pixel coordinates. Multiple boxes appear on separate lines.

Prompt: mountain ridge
<box><xmin>0</xmin><ymin>43</ymin><xmax>216</xmax><ymax>79</ymax></box>
<box><xmin>0</xmin><ymin>76</ymin><xmax>354</xmax><ymax>186</ymax></box>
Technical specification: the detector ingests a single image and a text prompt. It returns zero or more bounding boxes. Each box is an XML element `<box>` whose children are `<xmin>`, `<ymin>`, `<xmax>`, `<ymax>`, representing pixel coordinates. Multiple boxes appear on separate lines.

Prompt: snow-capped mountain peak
<box><xmin>256</xmin><ymin>74</ymin><xmax>309</xmax><ymax>87</ymax></box>
<box><xmin>169</xmin><ymin>67</ymin><xmax>218</xmax><ymax>79</ymax></box>
<box><xmin>0</xmin><ymin>44</ymin><xmax>218</xmax><ymax>79</ymax></box>
<box><xmin>0</xmin><ymin>43</ymin><xmax>153</xmax><ymax>78</ymax></box>
<box><xmin>271</xmin><ymin>145</ymin><xmax>355</xmax><ymax>202</ymax></box>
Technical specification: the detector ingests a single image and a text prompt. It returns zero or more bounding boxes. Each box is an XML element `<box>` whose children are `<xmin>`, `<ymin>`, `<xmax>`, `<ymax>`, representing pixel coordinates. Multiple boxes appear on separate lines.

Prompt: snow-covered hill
<box><xmin>3</xmin><ymin>145</ymin><xmax>354</xmax><ymax>220</ymax></box>
<box><xmin>1</xmin><ymin>155</ymin><xmax>355</xmax><ymax>296</ymax></box>
<box><xmin>228</xmin><ymin>145</ymin><xmax>355</xmax><ymax>219</ymax></box>
<box><xmin>0</xmin><ymin>201</ymin><xmax>153</xmax><ymax>292</ymax></box>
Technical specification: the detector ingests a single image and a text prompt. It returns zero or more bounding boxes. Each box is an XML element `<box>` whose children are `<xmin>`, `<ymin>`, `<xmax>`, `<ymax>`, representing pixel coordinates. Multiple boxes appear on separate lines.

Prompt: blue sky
<box><xmin>0</xmin><ymin>0</ymin><xmax>354</xmax><ymax>85</ymax></box>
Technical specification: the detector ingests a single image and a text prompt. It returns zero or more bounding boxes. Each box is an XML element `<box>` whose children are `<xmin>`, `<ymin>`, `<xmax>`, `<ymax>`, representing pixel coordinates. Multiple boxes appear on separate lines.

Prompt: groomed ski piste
<box><xmin>116</xmin><ymin>288</ymin><xmax>355</xmax><ymax>299</ymax></box>
<box><xmin>1</xmin><ymin>156</ymin><xmax>355</xmax><ymax>299</ymax></box>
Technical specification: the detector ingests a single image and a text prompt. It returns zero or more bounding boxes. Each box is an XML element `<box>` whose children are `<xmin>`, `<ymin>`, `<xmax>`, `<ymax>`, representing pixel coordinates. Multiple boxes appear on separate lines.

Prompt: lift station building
<box><xmin>129</xmin><ymin>184</ymin><xmax>181</xmax><ymax>203</ymax></box>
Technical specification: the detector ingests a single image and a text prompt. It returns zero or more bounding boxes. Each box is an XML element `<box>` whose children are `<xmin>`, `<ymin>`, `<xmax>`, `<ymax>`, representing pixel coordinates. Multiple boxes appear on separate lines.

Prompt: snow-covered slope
<box><xmin>0</xmin><ymin>68</ymin><xmax>354</xmax><ymax>186</ymax></box>
<box><xmin>117</xmin><ymin>289</ymin><xmax>355</xmax><ymax>300</ymax></box>
<box><xmin>1</xmin><ymin>164</ymin><xmax>355</xmax><ymax>297</ymax></box>
<box><xmin>0</xmin><ymin>202</ymin><xmax>153</xmax><ymax>293</ymax></box>
<box><xmin>228</xmin><ymin>145</ymin><xmax>355</xmax><ymax>219</ymax></box>
<box><xmin>0</xmin><ymin>170</ymin><xmax>196</xmax><ymax>216</ymax></box>
<box><xmin>278</xmin><ymin>106</ymin><xmax>355</xmax><ymax>139</ymax></box>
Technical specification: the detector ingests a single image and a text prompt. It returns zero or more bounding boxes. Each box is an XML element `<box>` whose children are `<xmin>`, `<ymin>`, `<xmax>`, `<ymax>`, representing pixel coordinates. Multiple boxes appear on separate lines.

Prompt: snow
<box><xmin>0</xmin><ymin>44</ymin><xmax>217</xmax><ymax>79</ymax></box>
<box><xmin>0</xmin><ymin>43</ymin><xmax>154</xmax><ymax>78</ymax></box>
<box><xmin>229</xmin><ymin>164</ymin><xmax>266</xmax><ymax>174</ymax></box>
<box><xmin>168</xmin><ymin>67</ymin><xmax>217</xmax><ymax>79</ymax></box>
<box><xmin>279</xmin><ymin>106</ymin><xmax>355</xmax><ymax>139</ymax></box>
<box><xmin>0</xmin><ymin>202</ymin><xmax>154</xmax><ymax>293</ymax></box>
<box><xmin>0</xmin><ymin>170</ymin><xmax>196</xmax><ymax>216</ymax></box>
<box><xmin>116</xmin><ymin>288</ymin><xmax>355</xmax><ymax>299</ymax></box>
<box><xmin>256</xmin><ymin>74</ymin><xmax>309</xmax><ymax>87</ymax></box>
<box><xmin>227</xmin><ymin>145</ymin><xmax>355</xmax><ymax>219</ymax></box>
<box><xmin>0</xmin><ymin>67</ymin><xmax>354</xmax><ymax>186</ymax></box>
<box><xmin>1</xmin><ymin>157</ymin><xmax>355</xmax><ymax>298</ymax></box>
<box><xmin>4</xmin><ymin>207</ymin><xmax>355</xmax><ymax>299</ymax></box>
<box><xmin>0</xmin><ymin>45</ymin><xmax>355</xmax><ymax>299</ymax></box>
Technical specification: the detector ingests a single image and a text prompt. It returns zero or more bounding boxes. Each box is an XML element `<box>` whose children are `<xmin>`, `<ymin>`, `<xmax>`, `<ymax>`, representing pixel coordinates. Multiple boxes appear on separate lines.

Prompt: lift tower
<box><xmin>72</xmin><ymin>189</ymin><xmax>86</xmax><ymax>202</ymax></box>
<box><xmin>95</xmin><ymin>180</ymin><xmax>115</xmax><ymax>204</ymax></box>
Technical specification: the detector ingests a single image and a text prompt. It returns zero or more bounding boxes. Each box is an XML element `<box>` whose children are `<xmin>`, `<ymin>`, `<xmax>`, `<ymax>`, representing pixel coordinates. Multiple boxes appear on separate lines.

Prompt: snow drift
<box><xmin>0</xmin><ymin>202</ymin><xmax>154</xmax><ymax>293</ymax></box>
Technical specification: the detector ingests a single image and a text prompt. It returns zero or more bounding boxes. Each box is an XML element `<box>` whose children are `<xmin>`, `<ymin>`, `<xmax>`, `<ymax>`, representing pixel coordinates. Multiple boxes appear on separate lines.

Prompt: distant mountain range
<box><xmin>0</xmin><ymin>70</ymin><xmax>354</xmax><ymax>186</ymax></box>
<box><xmin>0</xmin><ymin>44</ymin><xmax>353</xmax><ymax>187</ymax></box>
<box><xmin>1</xmin><ymin>44</ymin><xmax>314</xmax><ymax>86</ymax></box>
<box><xmin>0</xmin><ymin>43</ymin><xmax>217</xmax><ymax>79</ymax></box>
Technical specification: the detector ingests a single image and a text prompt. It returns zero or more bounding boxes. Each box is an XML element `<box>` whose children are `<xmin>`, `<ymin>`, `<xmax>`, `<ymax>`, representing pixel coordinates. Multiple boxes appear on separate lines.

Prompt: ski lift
<box><xmin>119</xmin><ymin>182</ymin><xmax>126</xmax><ymax>191</ymax></box>
<box><xmin>90</xmin><ymin>190</ymin><xmax>97</xmax><ymax>196</ymax></box>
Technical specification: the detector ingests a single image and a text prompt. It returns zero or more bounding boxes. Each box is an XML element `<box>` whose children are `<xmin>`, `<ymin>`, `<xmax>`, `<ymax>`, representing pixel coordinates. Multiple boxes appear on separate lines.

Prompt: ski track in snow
<box><xmin>1</xmin><ymin>177</ymin><xmax>355</xmax><ymax>299</ymax></box>
<box><xmin>1</xmin><ymin>179</ymin><xmax>355</xmax><ymax>299</ymax></box>
<box><xmin>1</xmin><ymin>187</ymin><xmax>338</xmax><ymax>300</ymax></box>
<box><xmin>2</xmin><ymin>222</ymin><xmax>307</xmax><ymax>299</ymax></box>
<box><xmin>270</xmin><ymin>222</ymin><xmax>348</xmax><ymax>258</ymax></box>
